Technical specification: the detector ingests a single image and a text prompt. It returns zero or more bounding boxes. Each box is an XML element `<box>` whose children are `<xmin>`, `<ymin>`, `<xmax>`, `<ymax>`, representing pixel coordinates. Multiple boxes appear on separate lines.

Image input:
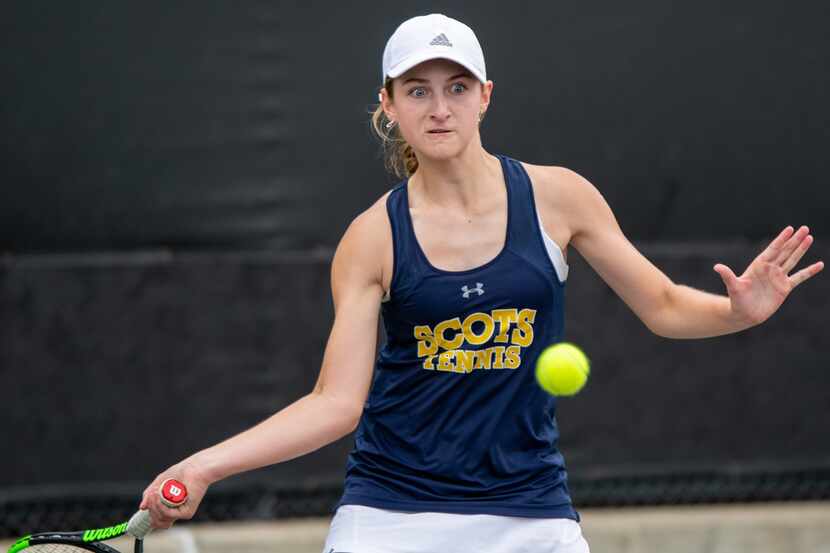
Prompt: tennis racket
<box><xmin>7</xmin><ymin>479</ymin><xmax>189</xmax><ymax>553</ymax></box>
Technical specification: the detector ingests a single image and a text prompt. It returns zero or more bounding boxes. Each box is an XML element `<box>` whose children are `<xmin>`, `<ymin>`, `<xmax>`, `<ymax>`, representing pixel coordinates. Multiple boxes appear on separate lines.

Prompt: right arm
<box><xmin>140</xmin><ymin>204</ymin><xmax>387</xmax><ymax>527</ymax></box>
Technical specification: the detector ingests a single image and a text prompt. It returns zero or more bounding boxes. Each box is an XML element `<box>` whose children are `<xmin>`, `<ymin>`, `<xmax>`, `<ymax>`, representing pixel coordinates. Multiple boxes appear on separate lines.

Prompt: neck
<box><xmin>409</xmin><ymin>142</ymin><xmax>502</xmax><ymax>213</ymax></box>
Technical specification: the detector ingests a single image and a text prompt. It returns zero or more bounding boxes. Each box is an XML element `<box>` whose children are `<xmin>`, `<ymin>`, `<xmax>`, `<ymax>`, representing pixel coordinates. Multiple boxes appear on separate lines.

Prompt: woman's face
<box><xmin>385</xmin><ymin>58</ymin><xmax>493</xmax><ymax>161</ymax></box>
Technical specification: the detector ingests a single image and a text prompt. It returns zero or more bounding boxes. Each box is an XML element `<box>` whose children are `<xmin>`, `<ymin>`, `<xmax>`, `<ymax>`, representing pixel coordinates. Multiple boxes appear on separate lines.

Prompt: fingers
<box><xmin>714</xmin><ymin>263</ymin><xmax>736</xmax><ymax>280</ymax></box>
<box><xmin>760</xmin><ymin>225</ymin><xmax>795</xmax><ymax>263</ymax></box>
<box><xmin>141</xmin><ymin>476</ymin><xmax>194</xmax><ymax>530</ymax></box>
<box><xmin>145</xmin><ymin>484</ymin><xmax>170</xmax><ymax>529</ymax></box>
<box><xmin>713</xmin><ymin>263</ymin><xmax>738</xmax><ymax>292</ymax></box>
<box><xmin>773</xmin><ymin>225</ymin><xmax>810</xmax><ymax>266</ymax></box>
<box><xmin>147</xmin><ymin>496</ymin><xmax>190</xmax><ymax>529</ymax></box>
<box><xmin>139</xmin><ymin>475</ymin><xmax>165</xmax><ymax>515</ymax></box>
<box><xmin>139</xmin><ymin>482</ymin><xmax>157</xmax><ymax>511</ymax></box>
<box><xmin>771</xmin><ymin>225</ymin><xmax>823</xmax><ymax>286</ymax></box>
<box><xmin>780</xmin><ymin>231</ymin><xmax>813</xmax><ymax>273</ymax></box>
<box><xmin>139</xmin><ymin>462</ymin><xmax>208</xmax><ymax>532</ymax></box>
<box><xmin>789</xmin><ymin>260</ymin><xmax>825</xmax><ymax>289</ymax></box>
<box><xmin>148</xmin><ymin>501</ymin><xmax>190</xmax><ymax>529</ymax></box>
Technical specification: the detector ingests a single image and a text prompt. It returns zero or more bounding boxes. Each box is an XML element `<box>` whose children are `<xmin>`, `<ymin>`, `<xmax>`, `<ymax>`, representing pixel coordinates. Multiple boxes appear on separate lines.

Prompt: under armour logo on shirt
<box><xmin>430</xmin><ymin>33</ymin><xmax>452</xmax><ymax>47</ymax></box>
<box><xmin>461</xmin><ymin>282</ymin><xmax>484</xmax><ymax>298</ymax></box>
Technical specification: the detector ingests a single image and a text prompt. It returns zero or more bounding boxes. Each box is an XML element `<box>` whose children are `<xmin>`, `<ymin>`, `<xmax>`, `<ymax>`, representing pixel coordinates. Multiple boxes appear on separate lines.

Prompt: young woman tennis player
<box><xmin>137</xmin><ymin>13</ymin><xmax>824</xmax><ymax>553</ymax></box>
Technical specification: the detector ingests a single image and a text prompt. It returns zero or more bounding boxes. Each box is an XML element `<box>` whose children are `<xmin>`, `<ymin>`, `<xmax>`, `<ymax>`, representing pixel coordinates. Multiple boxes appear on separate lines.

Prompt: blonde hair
<box><xmin>370</xmin><ymin>77</ymin><xmax>419</xmax><ymax>179</ymax></box>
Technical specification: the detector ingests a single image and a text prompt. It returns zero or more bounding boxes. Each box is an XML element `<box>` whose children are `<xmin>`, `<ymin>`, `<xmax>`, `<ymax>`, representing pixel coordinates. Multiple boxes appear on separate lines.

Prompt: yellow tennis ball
<box><xmin>535</xmin><ymin>342</ymin><xmax>590</xmax><ymax>396</ymax></box>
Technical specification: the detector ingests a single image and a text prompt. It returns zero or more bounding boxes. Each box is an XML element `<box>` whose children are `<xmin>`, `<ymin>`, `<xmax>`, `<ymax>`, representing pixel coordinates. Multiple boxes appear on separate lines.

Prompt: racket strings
<box><xmin>22</xmin><ymin>546</ymin><xmax>91</xmax><ymax>553</ymax></box>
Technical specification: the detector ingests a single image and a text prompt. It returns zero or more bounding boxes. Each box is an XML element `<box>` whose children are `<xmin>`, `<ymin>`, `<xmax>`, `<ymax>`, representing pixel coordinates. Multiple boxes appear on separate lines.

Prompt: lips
<box><xmin>428</xmin><ymin>130</ymin><xmax>452</xmax><ymax>133</ymax></box>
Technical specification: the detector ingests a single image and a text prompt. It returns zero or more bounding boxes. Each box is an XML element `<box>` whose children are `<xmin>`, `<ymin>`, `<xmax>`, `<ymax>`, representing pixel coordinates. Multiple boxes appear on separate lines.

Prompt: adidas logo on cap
<box><xmin>429</xmin><ymin>33</ymin><xmax>452</xmax><ymax>47</ymax></box>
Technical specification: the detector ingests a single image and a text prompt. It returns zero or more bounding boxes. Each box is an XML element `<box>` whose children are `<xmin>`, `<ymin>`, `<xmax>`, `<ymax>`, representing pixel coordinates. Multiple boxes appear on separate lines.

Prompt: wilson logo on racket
<box><xmin>83</xmin><ymin>523</ymin><xmax>128</xmax><ymax>542</ymax></box>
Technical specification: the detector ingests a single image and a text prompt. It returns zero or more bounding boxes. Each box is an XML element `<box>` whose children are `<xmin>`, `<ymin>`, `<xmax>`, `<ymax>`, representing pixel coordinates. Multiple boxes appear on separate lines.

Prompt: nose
<box><xmin>429</xmin><ymin>93</ymin><xmax>451</xmax><ymax>122</ymax></box>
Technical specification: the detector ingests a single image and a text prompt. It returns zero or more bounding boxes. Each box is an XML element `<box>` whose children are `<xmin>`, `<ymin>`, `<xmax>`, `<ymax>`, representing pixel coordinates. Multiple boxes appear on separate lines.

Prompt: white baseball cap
<box><xmin>380</xmin><ymin>13</ymin><xmax>487</xmax><ymax>93</ymax></box>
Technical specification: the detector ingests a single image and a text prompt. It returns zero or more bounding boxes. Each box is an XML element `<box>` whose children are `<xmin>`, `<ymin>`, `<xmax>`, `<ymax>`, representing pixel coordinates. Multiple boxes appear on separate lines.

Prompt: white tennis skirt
<box><xmin>321</xmin><ymin>504</ymin><xmax>590</xmax><ymax>553</ymax></box>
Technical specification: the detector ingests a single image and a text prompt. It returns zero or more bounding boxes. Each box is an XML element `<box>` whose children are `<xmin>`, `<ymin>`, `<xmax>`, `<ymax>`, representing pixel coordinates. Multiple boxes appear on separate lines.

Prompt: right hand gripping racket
<box><xmin>7</xmin><ymin>479</ymin><xmax>189</xmax><ymax>553</ymax></box>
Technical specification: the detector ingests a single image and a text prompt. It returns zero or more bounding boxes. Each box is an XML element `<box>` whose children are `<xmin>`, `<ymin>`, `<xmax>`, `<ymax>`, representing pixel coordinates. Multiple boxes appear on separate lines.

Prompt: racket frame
<box><xmin>8</xmin><ymin>522</ymin><xmax>143</xmax><ymax>553</ymax></box>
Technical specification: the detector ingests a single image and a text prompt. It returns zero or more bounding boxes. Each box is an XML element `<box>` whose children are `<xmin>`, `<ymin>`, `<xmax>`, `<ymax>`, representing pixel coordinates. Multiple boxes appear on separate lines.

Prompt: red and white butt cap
<box><xmin>159</xmin><ymin>478</ymin><xmax>188</xmax><ymax>508</ymax></box>
<box><xmin>381</xmin><ymin>13</ymin><xmax>487</xmax><ymax>88</ymax></box>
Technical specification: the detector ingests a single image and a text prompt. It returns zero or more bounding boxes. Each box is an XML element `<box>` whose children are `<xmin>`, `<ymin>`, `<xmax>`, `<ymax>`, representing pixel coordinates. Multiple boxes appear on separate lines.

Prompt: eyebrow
<box><xmin>401</xmin><ymin>72</ymin><xmax>473</xmax><ymax>85</ymax></box>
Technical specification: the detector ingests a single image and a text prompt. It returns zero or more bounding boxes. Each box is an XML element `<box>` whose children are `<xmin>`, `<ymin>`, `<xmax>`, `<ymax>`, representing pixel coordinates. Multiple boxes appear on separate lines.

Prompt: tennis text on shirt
<box><xmin>414</xmin><ymin>308</ymin><xmax>537</xmax><ymax>372</ymax></box>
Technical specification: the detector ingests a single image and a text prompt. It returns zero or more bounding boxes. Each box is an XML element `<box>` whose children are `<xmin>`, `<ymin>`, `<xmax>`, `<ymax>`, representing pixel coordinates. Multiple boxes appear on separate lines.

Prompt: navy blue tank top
<box><xmin>334</xmin><ymin>153</ymin><xmax>578</xmax><ymax>520</ymax></box>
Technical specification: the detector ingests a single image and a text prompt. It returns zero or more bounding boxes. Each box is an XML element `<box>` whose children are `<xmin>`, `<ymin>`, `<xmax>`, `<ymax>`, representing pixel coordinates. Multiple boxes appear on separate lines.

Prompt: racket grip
<box><xmin>126</xmin><ymin>509</ymin><xmax>153</xmax><ymax>539</ymax></box>
<box><xmin>128</xmin><ymin>479</ymin><xmax>188</xmax><ymax>539</ymax></box>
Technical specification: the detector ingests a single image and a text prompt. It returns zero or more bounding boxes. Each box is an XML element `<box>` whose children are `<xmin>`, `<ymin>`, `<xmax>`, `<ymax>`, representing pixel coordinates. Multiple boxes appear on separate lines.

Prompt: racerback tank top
<box><xmin>334</xmin><ymin>153</ymin><xmax>579</xmax><ymax>520</ymax></box>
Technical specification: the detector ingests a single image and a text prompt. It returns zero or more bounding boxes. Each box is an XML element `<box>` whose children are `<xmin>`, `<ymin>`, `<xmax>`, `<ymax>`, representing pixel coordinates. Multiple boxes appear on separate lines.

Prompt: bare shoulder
<box><xmin>517</xmin><ymin>161</ymin><xmax>590</xmax><ymax>252</ymax></box>
<box><xmin>332</xmin><ymin>188</ymin><xmax>395</xmax><ymax>297</ymax></box>
<box><xmin>519</xmin><ymin>161</ymin><xmax>595</xmax><ymax>208</ymax></box>
<box><xmin>345</xmin><ymin>189</ymin><xmax>393</xmax><ymax>241</ymax></box>
<box><xmin>519</xmin><ymin>159</ymin><xmax>623</xmax><ymax>261</ymax></box>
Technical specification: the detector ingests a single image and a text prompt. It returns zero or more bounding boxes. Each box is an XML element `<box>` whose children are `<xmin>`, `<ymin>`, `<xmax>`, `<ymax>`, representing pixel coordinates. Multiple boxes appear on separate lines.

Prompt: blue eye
<box><xmin>408</xmin><ymin>83</ymin><xmax>467</xmax><ymax>97</ymax></box>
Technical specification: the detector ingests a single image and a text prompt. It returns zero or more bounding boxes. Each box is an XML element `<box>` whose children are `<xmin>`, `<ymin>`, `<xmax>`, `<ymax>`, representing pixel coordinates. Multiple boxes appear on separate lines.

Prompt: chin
<box><xmin>415</xmin><ymin>140</ymin><xmax>466</xmax><ymax>161</ymax></box>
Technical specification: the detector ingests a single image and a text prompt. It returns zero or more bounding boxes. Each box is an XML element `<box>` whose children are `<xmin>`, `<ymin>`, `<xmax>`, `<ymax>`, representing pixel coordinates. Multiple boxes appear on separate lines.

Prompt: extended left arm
<box><xmin>557</xmin><ymin>168</ymin><xmax>824</xmax><ymax>339</ymax></box>
<box><xmin>657</xmin><ymin>224</ymin><xmax>824</xmax><ymax>338</ymax></box>
<box><xmin>654</xmin><ymin>283</ymin><xmax>752</xmax><ymax>338</ymax></box>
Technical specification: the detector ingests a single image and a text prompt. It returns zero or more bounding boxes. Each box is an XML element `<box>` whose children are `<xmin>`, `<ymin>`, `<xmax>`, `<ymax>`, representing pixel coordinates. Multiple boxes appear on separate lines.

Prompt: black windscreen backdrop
<box><xmin>2</xmin><ymin>3</ymin><xmax>828</xmax><ymax>251</ymax></box>
<box><xmin>1</xmin><ymin>2</ymin><xmax>828</xmax><ymax>534</ymax></box>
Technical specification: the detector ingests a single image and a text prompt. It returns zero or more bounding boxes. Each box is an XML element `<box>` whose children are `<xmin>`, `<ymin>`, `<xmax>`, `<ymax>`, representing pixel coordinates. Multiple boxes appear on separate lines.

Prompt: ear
<box><xmin>480</xmin><ymin>80</ymin><xmax>494</xmax><ymax>115</ymax></box>
<box><xmin>378</xmin><ymin>88</ymin><xmax>397</xmax><ymax>121</ymax></box>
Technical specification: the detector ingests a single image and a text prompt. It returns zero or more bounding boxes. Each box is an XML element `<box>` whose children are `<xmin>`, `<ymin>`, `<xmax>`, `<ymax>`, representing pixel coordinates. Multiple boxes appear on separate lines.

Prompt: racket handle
<box><xmin>158</xmin><ymin>478</ymin><xmax>188</xmax><ymax>508</ymax></box>
<box><xmin>126</xmin><ymin>510</ymin><xmax>153</xmax><ymax>539</ymax></box>
<box><xmin>127</xmin><ymin>479</ymin><xmax>189</xmax><ymax>539</ymax></box>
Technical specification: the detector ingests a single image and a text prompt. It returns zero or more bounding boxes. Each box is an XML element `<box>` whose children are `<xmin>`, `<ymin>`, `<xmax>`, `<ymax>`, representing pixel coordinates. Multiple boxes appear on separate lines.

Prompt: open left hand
<box><xmin>713</xmin><ymin>225</ymin><xmax>824</xmax><ymax>326</ymax></box>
